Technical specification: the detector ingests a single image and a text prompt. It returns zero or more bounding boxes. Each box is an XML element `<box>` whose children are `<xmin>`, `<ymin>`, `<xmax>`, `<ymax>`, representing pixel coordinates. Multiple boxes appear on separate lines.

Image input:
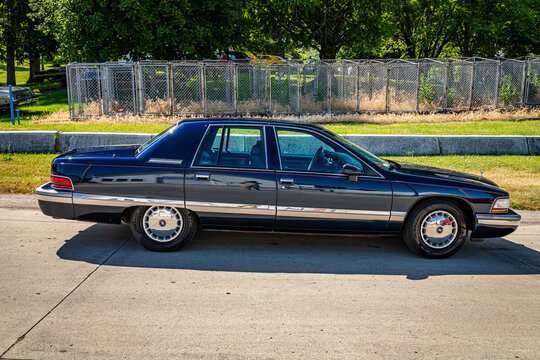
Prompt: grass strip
<box><xmin>1</xmin><ymin>153</ymin><xmax>538</xmax><ymax>210</ymax></box>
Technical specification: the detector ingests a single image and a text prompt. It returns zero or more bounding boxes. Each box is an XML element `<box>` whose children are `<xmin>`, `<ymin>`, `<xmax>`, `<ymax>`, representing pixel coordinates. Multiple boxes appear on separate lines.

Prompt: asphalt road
<box><xmin>0</xmin><ymin>196</ymin><xmax>539</xmax><ymax>359</ymax></box>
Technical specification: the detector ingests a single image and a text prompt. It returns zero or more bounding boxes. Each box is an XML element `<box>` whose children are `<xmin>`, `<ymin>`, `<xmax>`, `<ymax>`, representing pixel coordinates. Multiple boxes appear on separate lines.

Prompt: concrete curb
<box><xmin>344</xmin><ymin>135</ymin><xmax>439</xmax><ymax>156</ymax></box>
<box><xmin>57</xmin><ymin>132</ymin><xmax>153</xmax><ymax>152</ymax></box>
<box><xmin>0</xmin><ymin>131</ymin><xmax>539</xmax><ymax>156</ymax></box>
<box><xmin>0</xmin><ymin>131</ymin><xmax>57</xmax><ymax>153</ymax></box>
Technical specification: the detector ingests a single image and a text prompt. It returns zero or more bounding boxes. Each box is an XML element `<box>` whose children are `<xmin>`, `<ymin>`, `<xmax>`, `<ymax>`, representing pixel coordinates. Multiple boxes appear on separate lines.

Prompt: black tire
<box><xmin>402</xmin><ymin>200</ymin><xmax>468</xmax><ymax>258</ymax></box>
<box><xmin>130</xmin><ymin>206</ymin><xmax>198</xmax><ymax>252</ymax></box>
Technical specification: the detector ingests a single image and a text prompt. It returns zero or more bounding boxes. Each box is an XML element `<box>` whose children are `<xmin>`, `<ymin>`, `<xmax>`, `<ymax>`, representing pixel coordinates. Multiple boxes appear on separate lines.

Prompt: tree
<box><xmin>247</xmin><ymin>0</ymin><xmax>386</xmax><ymax>59</ymax></box>
<box><xmin>452</xmin><ymin>0</ymin><xmax>539</xmax><ymax>57</ymax></box>
<box><xmin>2</xmin><ymin>0</ymin><xmax>21</xmax><ymax>85</ymax></box>
<box><xmin>384</xmin><ymin>0</ymin><xmax>458</xmax><ymax>58</ymax></box>
<box><xmin>382</xmin><ymin>0</ymin><xmax>539</xmax><ymax>59</ymax></box>
<box><xmin>40</xmin><ymin>0</ymin><xmax>248</xmax><ymax>62</ymax></box>
<box><xmin>0</xmin><ymin>0</ymin><xmax>58</xmax><ymax>85</ymax></box>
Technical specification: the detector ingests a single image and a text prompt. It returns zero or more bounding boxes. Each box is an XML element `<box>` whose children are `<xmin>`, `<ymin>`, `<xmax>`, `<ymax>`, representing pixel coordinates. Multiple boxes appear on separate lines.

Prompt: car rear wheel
<box><xmin>402</xmin><ymin>200</ymin><xmax>467</xmax><ymax>258</ymax></box>
<box><xmin>130</xmin><ymin>206</ymin><xmax>198</xmax><ymax>251</ymax></box>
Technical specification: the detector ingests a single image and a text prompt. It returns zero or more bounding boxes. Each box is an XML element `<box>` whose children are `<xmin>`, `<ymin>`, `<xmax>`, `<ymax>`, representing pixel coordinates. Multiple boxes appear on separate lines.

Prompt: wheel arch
<box><xmin>402</xmin><ymin>196</ymin><xmax>475</xmax><ymax>231</ymax></box>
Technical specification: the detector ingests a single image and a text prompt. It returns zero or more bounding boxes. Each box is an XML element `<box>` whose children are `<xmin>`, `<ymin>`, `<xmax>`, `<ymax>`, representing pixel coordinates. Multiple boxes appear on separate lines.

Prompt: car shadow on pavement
<box><xmin>57</xmin><ymin>223</ymin><xmax>540</xmax><ymax>280</ymax></box>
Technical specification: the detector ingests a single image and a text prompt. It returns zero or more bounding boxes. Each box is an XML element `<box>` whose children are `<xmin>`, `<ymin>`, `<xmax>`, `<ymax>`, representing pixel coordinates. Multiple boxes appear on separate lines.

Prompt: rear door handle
<box><xmin>195</xmin><ymin>174</ymin><xmax>210</xmax><ymax>180</ymax></box>
<box><xmin>280</xmin><ymin>178</ymin><xmax>294</xmax><ymax>184</ymax></box>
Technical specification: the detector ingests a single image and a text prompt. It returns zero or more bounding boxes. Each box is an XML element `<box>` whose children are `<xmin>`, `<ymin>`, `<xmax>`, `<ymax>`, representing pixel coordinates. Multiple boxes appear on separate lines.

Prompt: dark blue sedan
<box><xmin>37</xmin><ymin>119</ymin><xmax>520</xmax><ymax>258</ymax></box>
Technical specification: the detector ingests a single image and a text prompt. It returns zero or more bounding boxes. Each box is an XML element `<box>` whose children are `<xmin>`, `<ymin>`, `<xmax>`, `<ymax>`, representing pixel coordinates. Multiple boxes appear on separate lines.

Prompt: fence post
<box><xmin>415</xmin><ymin>63</ymin><xmax>420</xmax><ymax>112</ymax></box>
<box><xmin>131</xmin><ymin>64</ymin><xmax>137</xmax><ymax>115</ymax></box>
<box><xmin>296</xmin><ymin>65</ymin><xmax>301</xmax><ymax>114</ymax></box>
<box><xmin>76</xmin><ymin>66</ymin><xmax>82</xmax><ymax>117</ymax></box>
<box><xmin>326</xmin><ymin>65</ymin><xmax>331</xmax><ymax>113</ymax></box>
<box><xmin>521</xmin><ymin>60</ymin><xmax>528</xmax><ymax>106</ymax></box>
<box><xmin>97</xmin><ymin>65</ymin><xmax>103</xmax><ymax>116</ymax></box>
<box><xmin>341</xmin><ymin>64</ymin><xmax>345</xmax><ymax>102</ymax></box>
<box><xmin>233</xmin><ymin>64</ymin><xmax>238</xmax><ymax>115</ymax></box>
<box><xmin>168</xmin><ymin>63</ymin><xmax>174</xmax><ymax>116</ymax></box>
<box><xmin>66</xmin><ymin>65</ymin><xmax>72</xmax><ymax>118</ymax></box>
<box><xmin>101</xmin><ymin>65</ymin><xmax>109</xmax><ymax>116</ymax></box>
<box><xmin>136</xmin><ymin>63</ymin><xmax>143</xmax><ymax>115</ymax></box>
<box><xmin>443</xmin><ymin>62</ymin><xmax>450</xmax><ymax>111</ymax></box>
<box><xmin>494</xmin><ymin>61</ymin><xmax>501</xmax><ymax>108</ymax></box>
<box><xmin>385</xmin><ymin>66</ymin><xmax>390</xmax><ymax>113</ymax></box>
<box><xmin>265</xmin><ymin>65</ymin><xmax>271</xmax><ymax>114</ymax></box>
<box><xmin>468</xmin><ymin>62</ymin><xmax>475</xmax><ymax>109</ymax></box>
<box><xmin>356</xmin><ymin>64</ymin><xmax>360</xmax><ymax>112</ymax></box>
<box><xmin>201</xmin><ymin>64</ymin><xmax>207</xmax><ymax>115</ymax></box>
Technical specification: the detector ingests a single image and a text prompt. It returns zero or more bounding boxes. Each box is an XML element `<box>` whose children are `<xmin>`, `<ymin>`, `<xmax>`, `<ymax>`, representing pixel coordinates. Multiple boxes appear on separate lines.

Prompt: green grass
<box><xmin>0</xmin><ymin>152</ymin><xmax>56</xmax><ymax>194</ymax></box>
<box><xmin>1</xmin><ymin>116</ymin><xmax>539</xmax><ymax>135</ymax></box>
<box><xmin>1</xmin><ymin>153</ymin><xmax>538</xmax><ymax>210</ymax></box>
<box><xmin>389</xmin><ymin>155</ymin><xmax>540</xmax><ymax>210</ymax></box>
<box><xmin>0</xmin><ymin>89</ymin><xmax>68</xmax><ymax>124</ymax></box>
<box><xmin>324</xmin><ymin>119</ymin><xmax>540</xmax><ymax>135</ymax></box>
<box><xmin>0</xmin><ymin>61</ymin><xmax>64</xmax><ymax>93</ymax></box>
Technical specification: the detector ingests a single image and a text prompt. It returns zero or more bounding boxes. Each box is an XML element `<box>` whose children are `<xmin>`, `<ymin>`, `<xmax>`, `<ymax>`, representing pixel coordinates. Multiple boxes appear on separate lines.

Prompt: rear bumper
<box><xmin>36</xmin><ymin>182</ymin><xmax>74</xmax><ymax>219</ymax></box>
<box><xmin>472</xmin><ymin>210</ymin><xmax>521</xmax><ymax>238</ymax></box>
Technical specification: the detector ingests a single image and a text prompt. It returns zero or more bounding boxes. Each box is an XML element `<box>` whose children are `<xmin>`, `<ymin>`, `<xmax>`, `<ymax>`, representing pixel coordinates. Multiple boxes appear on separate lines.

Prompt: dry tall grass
<box><xmin>35</xmin><ymin>105</ymin><xmax>538</xmax><ymax>125</ymax></box>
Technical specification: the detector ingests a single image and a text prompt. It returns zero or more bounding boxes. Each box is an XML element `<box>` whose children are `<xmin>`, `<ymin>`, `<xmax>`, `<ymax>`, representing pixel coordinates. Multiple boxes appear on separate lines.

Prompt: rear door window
<box><xmin>193</xmin><ymin>126</ymin><xmax>266</xmax><ymax>169</ymax></box>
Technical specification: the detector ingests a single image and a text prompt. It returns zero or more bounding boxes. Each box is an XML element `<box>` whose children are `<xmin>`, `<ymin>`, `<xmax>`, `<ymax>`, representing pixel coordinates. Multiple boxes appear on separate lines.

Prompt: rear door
<box><xmin>273</xmin><ymin>126</ymin><xmax>393</xmax><ymax>232</ymax></box>
<box><xmin>184</xmin><ymin>124</ymin><xmax>277</xmax><ymax>229</ymax></box>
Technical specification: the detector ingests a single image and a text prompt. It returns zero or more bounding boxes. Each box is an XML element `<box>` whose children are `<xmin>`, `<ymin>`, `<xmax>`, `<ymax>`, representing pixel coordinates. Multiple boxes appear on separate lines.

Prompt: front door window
<box><xmin>275</xmin><ymin>128</ymin><xmax>364</xmax><ymax>173</ymax></box>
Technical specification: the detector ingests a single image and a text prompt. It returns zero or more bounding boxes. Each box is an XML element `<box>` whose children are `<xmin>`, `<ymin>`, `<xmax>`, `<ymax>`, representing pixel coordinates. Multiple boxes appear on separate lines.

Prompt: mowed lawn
<box><xmin>1</xmin><ymin>62</ymin><xmax>68</xmax><ymax>124</ymax></box>
<box><xmin>1</xmin><ymin>153</ymin><xmax>538</xmax><ymax>210</ymax></box>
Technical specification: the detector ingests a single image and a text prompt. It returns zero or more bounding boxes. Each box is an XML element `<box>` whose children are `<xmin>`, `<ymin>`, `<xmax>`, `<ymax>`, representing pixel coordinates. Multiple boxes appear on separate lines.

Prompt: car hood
<box><xmin>62</xmin><ymin>144</ymin><xmax>140</xmax><ymax>158</ymax></box>
<box><xmin>394</xmin><ymin>162</ymin><xmax>499</xmax><ymax>188</ymax></box>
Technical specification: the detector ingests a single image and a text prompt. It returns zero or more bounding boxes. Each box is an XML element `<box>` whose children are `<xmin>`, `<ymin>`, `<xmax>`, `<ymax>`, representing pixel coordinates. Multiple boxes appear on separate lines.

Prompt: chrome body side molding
<box><xmin>277</xmin><ymin>206</ymin><xmax>390</xmax><ymax>221</ymax></box>
<box><xmin>185</xmin><ymin>201</ymin><xmax>275</xmax><ymax>216</ymax></box>
<box><xmin>148</xmin><ymin>158</ymin><xmax>183</xmax><ymax>165</ymax></box>
<box><xmin>72</xmin><ymin>193</ymin><xmax>184</xmax><ymax>208</ymax></box>
<box><xmin>389</xmin><ymin>211</ymin><xmax>406</xmax><ymax>223</ymax></box>
<box><xmin>36</xmin><ymin>182</ymin><xmax>73</xmax><ymax>204</ymax></box>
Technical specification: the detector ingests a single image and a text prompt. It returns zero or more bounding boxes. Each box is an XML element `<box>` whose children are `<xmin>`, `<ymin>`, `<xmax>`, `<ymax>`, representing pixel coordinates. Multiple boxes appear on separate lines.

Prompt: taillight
<box><xmin>51</xmin><ymin>175</ymin><xmax>73</xmax><ymax>190</ymax></box>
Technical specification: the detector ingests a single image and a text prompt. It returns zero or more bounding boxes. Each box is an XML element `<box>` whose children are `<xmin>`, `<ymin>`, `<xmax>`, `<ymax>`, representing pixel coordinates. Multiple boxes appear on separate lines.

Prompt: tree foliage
<box><xmin>1</xmin><ymin>0</ymin><xmax>539</xmax><ymax>74</ymax></box>
<box><xmin>36</xmin><ymin>0</ymin><xmax>248</xmax><ymax>62</ymax></box>
<box><xmin>377</xmin><ymin>0</ymin><xmax>539</xmax><ymax>59</ymax></box>
<box><xmin>246</xmin><ymin>0</ymin><xmax>386</xmax><ymax>59</ymax></box>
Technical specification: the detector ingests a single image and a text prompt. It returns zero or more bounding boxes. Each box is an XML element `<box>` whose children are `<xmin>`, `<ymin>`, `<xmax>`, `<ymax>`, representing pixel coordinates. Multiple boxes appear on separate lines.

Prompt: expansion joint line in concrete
<box><xmin>0</xmin><ymin>237</ymin><xmax>131</xmax><ymax>359</ymax></box>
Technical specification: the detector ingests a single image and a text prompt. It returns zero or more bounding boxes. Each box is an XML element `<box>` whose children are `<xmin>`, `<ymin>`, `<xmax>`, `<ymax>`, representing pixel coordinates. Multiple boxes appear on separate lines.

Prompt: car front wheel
<box><xmin>130</xmin><ymin>206</ymin><xmax>198</xmax><ymax>251</ymax></box>
<box><xmin>402</xmin><ymin>200</ymin><xmax>468</xmax><ymax>258</ymax></box>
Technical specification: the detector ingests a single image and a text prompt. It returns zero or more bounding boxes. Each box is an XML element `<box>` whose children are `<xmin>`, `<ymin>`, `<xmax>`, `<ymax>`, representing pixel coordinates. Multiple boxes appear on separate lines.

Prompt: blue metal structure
<box><xmin>8</xmin><ymin>85</ymin><xmax>15</xmax><ymax>125</ymax></box>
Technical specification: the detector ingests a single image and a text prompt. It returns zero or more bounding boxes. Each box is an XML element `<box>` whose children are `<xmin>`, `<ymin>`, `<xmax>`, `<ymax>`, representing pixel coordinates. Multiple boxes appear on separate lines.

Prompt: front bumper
<box><xmin>473</xmin><ymin>209</ymin><xmax>521</xmax><ymax>238</ymax></box>
<box><xmin>36</xmin><ymin>182</ymin><xmax>74</xmax><ymax>219</ymax></box>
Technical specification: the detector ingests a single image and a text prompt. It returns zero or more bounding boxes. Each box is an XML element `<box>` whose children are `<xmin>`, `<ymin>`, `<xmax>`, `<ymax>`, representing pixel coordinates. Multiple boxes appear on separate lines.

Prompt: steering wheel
<box><xmin>307</xmin><ymin>147</ymin><xmax>325</xmax><ymax>171</ymax></box>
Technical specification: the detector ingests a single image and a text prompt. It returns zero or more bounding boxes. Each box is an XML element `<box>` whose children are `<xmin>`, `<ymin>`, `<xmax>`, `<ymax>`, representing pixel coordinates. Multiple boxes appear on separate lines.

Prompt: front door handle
<box><xmin>195</xmin><ymin>174</ymin><xmax>210</xmax><ymax>180</ymax></box>
<box><xmin>280</xmin><ymin>178</ymin><xmax>294</xmax><ymax>184</ymax></box>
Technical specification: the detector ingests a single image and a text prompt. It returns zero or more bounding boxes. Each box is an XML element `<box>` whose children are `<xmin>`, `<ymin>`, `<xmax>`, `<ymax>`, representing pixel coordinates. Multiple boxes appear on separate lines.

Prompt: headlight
<box><xmin>491</xmin><ymin>197</ymin><xmax>510</xmax><ymax>213</ymax></box>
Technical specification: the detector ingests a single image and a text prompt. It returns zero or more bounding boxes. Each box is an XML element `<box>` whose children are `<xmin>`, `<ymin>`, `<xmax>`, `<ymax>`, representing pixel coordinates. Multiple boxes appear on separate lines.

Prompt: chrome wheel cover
<box><xmin>420</xmin><ymin>210</ymin><xmax>458</xmax><ymax>249</ymax></box>
<box><xmin>142</xmin><ymin>206</ymin><xmax>183</xmax><ymax>243</ymax></box>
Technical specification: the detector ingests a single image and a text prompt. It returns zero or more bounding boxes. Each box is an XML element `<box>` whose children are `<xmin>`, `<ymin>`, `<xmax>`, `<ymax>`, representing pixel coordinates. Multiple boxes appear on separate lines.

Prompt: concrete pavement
<box><xmin>0</xmin><ymin>197</ymin><xmax>539</xmax><ymax>359</ymax></box>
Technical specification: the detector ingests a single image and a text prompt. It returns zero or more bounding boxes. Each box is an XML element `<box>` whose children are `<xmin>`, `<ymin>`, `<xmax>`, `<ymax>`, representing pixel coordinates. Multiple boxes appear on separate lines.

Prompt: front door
<box><xmin>185</xmin><ymin>125</ymin><xmax>276</xmax><ymax>229</ymax></box>
<box><xmin>274</xmin><ymin>127</ymin><xmax>392</xmax><ymax>232</ymax></box>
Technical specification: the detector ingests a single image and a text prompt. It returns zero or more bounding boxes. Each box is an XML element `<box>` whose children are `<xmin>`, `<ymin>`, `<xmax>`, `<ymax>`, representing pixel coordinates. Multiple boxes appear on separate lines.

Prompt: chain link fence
<box><xmin>67</xmin><ymin>57</ymin><xmax>540</xmax><ymax>118</ymax></box>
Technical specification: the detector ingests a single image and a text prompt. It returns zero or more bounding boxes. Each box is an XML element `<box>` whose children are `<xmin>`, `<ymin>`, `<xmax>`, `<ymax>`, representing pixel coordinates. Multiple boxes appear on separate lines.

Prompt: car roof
<box><xmin>177</xmin><ymin>117</ymin><xmax>325</xmax><ymax>131</ymax></box>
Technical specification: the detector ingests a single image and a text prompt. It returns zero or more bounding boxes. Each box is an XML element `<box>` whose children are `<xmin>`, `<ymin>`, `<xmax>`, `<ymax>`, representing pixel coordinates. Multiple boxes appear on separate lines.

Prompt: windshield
<box><xmin>326</xmin><ymin>131</ymin><xmax>392</xmax><ymax>170</ymax></box>
<box><xmin>135</xmin><ymin>125</ymin><xmax>175</xmax><ymax>155</ymax></box>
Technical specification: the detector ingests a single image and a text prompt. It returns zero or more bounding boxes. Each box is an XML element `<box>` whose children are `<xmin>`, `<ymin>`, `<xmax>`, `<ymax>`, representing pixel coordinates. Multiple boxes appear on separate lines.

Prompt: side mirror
<box><xmin>342</xmin><ymin>164</ymin><xmax>363</xmax><ymax>182</ymax></box>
